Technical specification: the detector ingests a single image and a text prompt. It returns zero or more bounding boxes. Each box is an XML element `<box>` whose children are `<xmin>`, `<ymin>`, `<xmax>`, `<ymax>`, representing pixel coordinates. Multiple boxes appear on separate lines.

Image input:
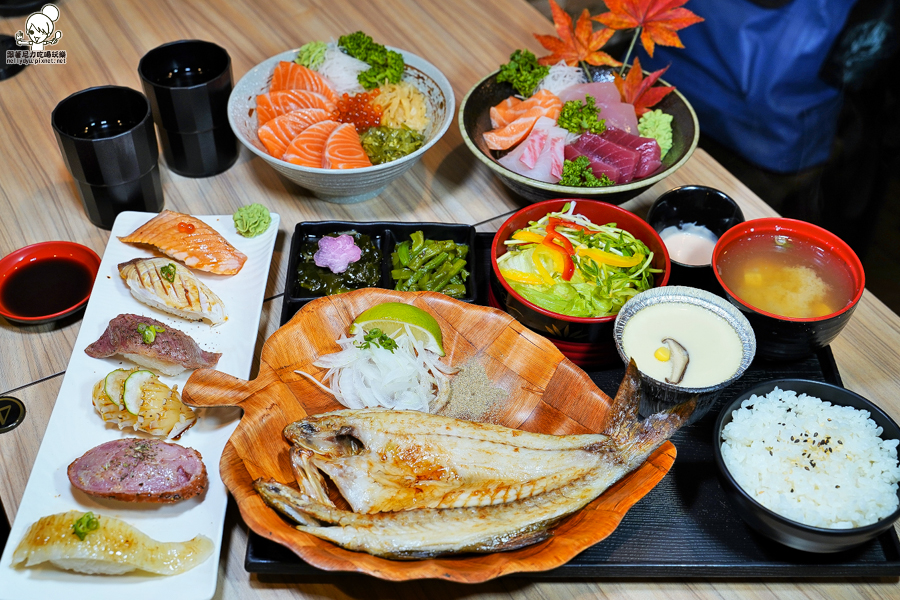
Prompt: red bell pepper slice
<box><xmin>542</xmin><ymin>222</ymin><xmax>575</xmax><ymax>280</ymax></box>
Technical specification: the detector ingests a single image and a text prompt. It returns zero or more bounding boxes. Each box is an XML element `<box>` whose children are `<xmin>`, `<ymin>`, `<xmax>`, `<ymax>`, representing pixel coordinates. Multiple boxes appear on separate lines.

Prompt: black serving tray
<box><xmin>281</xmin><ymin>221</ymin><xmax>477</xmax><ymax>323</ymax></box>
<box><xmin>250</xmin><ymin>231</ymin><xmax>900</xmax><ymax>579</ymax></box>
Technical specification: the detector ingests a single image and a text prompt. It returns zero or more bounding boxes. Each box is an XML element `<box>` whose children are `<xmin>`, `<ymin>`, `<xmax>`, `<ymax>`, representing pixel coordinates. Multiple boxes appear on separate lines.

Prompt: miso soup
<box><xmin>716</xmin><ymin>234</ymin><xmax>856</xmax><ymax>319</ymax></box>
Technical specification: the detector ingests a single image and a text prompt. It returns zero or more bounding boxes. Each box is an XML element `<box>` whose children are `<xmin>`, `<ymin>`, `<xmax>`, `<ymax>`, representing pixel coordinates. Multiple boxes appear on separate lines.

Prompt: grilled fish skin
<box><xmin>118</xmin><ymin>258</ymin><xmax>227</xmax><ymax>325</ymax></box>
<box><xmin>258</xmin><ymin>361</ymin><xmax>694</xmax><ymax>558</ymax></box>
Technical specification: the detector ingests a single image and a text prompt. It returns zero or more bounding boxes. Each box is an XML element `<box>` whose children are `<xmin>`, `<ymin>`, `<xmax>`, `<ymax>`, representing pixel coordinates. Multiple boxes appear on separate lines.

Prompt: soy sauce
<box><xmin>1</xmin><ymin>258</ymin><xmax>94</xmax><ymax>317</ymax></box>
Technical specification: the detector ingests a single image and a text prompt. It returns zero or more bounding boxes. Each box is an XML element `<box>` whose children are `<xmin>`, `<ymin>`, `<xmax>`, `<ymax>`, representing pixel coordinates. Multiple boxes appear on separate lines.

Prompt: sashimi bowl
<box><xmin>228</xmin><ymin>48</ymin><xmax>454</xmax><ymax>204</ymax></box>
<box><xmin>459</xmin><ymin>67</ymin><xmax>699</xmax><ymax>205</ymax></box>
<box><xmin>181</xmin><ymin>288</ymin><xmax>680</xmax><ymax>582</ymax></box>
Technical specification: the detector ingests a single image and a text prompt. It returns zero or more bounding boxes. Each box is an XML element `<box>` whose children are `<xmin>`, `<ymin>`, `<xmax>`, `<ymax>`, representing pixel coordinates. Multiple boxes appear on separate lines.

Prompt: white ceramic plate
<box><xmin>0</xmin><ymin>211</ymin><xmax>279</xmax><ymax>600</ymax></box>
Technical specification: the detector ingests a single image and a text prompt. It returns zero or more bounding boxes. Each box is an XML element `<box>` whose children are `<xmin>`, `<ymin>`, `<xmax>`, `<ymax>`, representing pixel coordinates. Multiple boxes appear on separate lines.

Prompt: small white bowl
<box><xmin>228</xmin><ymin>48</ymin><xmax>455</xmax><ymax>204</ymax></box>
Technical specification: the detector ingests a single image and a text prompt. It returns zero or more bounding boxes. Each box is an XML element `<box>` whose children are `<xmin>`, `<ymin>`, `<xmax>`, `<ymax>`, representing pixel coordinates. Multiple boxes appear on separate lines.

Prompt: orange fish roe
<box><xmin>332</xmin><ymin>90</ymin><xmax>383</xmax><ymax>133</ymax></box>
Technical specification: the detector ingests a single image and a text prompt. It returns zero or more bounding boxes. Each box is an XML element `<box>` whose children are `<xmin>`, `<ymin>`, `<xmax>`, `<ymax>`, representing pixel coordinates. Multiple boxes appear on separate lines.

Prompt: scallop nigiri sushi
<box><xmin>118</xmin><ymin>257</ymin><xmax>227</xmax><ymax>325</ymax></box>
<box><xmin>11</xmin><ymin>511</ymin><xmax>213</xmax><ymax>575</ymax></box>
<box><xmin>119</xmin><ymin>211</ymin><xmax>247</xmax><ymax>275</ymax></box>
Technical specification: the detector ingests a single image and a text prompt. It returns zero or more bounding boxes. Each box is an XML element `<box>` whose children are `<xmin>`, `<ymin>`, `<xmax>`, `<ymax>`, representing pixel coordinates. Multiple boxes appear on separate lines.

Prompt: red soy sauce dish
<box><xmin>0</xmin><ymin>241</ymin><xmax>101</xmax><ymax>324</ymax></box>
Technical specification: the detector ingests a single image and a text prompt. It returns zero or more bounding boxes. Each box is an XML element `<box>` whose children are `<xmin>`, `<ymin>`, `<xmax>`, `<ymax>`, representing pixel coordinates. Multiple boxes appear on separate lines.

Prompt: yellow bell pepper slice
<box><xmin>511</xmin><ymin>230</ymin><xmax>545</xmax><ymax>245</ymax></box>
<box><xmin>576</xmin><ymin>247</ymin><xmax>644</xmax><ymax>268</ymax></box>
<box><xmin>532</xmin><ymin>245</ymin><xmax>562</xmax><ymax>285</ymax></box>
<box><xmin>500</xmin><ymin>269</ymin><xmax>545</xmax><ymax>285</ymax></box>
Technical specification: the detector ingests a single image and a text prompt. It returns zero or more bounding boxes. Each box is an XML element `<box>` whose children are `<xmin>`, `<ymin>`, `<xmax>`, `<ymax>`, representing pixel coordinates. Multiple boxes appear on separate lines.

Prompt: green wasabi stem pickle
<box><xmin>295</xmin><ymin>41</ymin><xmax>327</xmax><ymax>70</ymax></box>
<box><xmin>72</xmin><ymin>512</ymin><xmax>99</xmax><ymax>541</ymax></box>
<box><xmin>360</xmin><ymin>127</ymin><xmax>425</xmax><ymax>165</ymax></box>
<box><xmin>233</xmin><ymin>203</ymin><xmax>272</xmax><ymax>237</ymax></box>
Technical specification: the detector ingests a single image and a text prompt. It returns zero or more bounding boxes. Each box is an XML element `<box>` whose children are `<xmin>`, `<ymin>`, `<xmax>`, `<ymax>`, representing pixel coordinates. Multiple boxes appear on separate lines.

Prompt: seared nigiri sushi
<box><xmin>85</xmin><ymin>313</ymin><xmax>221</xmax><ymax>376</ymax></box>
<box><xmin>119</xmin><ymin>211</ymin><xmax>247</xmax><ymax>275</ymax></box>
<box><xmin>11</xmin><ymin>511</ymin><xmax>213</xmax><ymax>575</ymax></box>
<box><xmin>118</xmin><ymin>258</ymin><xmax>227</xmax><ymax>325</ymax></box>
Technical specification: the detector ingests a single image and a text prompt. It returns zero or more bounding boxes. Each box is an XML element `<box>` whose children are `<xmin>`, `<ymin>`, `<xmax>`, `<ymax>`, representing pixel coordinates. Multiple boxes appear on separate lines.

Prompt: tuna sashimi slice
<box><xmin>256</xmin><ymin>90</ymin><xmax>336</xmax><ymax>125</ymax></box>
<box><xmin>557</xmin><ymin>82</ymin><xmax>620</xmax><ymax>105</ymax></box>
<box><xmin>270</xmin><ymin>61</ymin><xmax>337</xmax><ymax>102</ymax></box>
<box><xmin>571</xmin><ymin>132</ymin><xmax>639</xmax><ymax>183</ymax></box>
<box><xmin>323</xmin><ymin>123</ymin><xmax>372</xmax><ymax>169</ymax></box>
<box><xmin>595</xmin><ymin>101</ymin><xmax>639</xmax><ymax>135</ymax></box>
<box><xmin>488</xmin><ymin>89</ymin><xmax>562</xmax><ymax>130</ymax></box>
<box><xmin>498</xmin><ymin>117</ymin><xmax>567</xmax><ymax>183</ymax></box>
<box><xmin>283</xmin><ymin>119</ymin><xmax>340</xmax><ymax>168</ymax></box>
<box><xmin>564</xmin><ymin>144</ymin><xmax>619</xmax><ymax>183</ymax></box>
<box><xmin>601</xmin><ymin>127</ymin><xmax>662</xmax><ymax>179</ymax></box>
<box><xmin>258</xmin><ymin>108</ymin><xmax>331</xmax><ymax>159</ymax></box>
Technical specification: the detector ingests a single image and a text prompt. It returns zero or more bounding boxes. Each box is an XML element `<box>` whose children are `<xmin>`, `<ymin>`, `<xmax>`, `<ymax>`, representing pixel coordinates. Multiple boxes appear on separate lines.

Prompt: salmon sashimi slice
<box><xmin>256</xmin><ymin>91</ymin><xmax>336</xmax><ymax>125</ymax></box>
<box><xmin>269</xmin><ymin>61</ymin><xmax>337</xmax><ymax>102</ymax></box>
<box><xmin>482</xmin><ymin>104</ymin><xmax>562</xmax><ymax>151</ymax></box>
<box><xmin>490</xmin><ymin>97</ymin><xmax>522</xmax><ymax>129</ymax></box>
<box><xmin>119</xmin><ymin>210</ymin><xmax>248</xmax><ymax>275</ymax></box>
<box><xmin>489</xmin><ymin>90</ymin><xmax>562</xmax><ymax>129</ymax></box>
<box><xmin>323</xmin><ymin>123</ymin><xmax>372</xmax><ymax>169</ymax></box>
<box><xmin>282</xmin><ymin>119</ymin><xmax>341</xmax><ymax>168</ymax></box>
<box><xmin>258</xmin><ymin>108</ymin><xmax>331</xmax><ymax>159</ymax></box>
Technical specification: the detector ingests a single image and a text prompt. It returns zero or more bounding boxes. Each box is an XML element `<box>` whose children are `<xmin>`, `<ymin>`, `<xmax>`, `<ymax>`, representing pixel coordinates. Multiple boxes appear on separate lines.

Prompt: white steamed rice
<box><xmin>721</xmin><ymin>387</ymin><xmax>900</xmax><ymax>529</ymax></box>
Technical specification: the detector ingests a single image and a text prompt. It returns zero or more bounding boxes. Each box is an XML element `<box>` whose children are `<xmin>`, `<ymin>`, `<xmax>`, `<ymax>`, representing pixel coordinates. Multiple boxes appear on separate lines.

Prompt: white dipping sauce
<box><xmin>621</xmin><ymin>302</ymin><xmax>743</xmax><ymax>388</ymax></box>
<box><xmin>659</xmin><ymin>222</ymin><xmax>719</xmax><ymax>266</ymax></box>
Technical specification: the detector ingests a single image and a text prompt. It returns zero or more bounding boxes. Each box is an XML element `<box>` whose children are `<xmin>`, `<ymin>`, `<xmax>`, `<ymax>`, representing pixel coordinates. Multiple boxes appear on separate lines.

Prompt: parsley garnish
<box><xmin>557</xmin><ymin>95</ymin><xmax>606</xmax><ymax>135</ymax></box>
<box><xmin>496</xmin><ymin>49</ymin><xmax>549</xmax><ymax>97</ymax></box>
<box><xmin>355</xmin><ymin>328</ymin><xmax>398</xmax><ymax>353</ymax></box>
<box><xmin>559</xmin><ymin>156</ymin><xmax>614</xmax><ymax>187</ymax></box>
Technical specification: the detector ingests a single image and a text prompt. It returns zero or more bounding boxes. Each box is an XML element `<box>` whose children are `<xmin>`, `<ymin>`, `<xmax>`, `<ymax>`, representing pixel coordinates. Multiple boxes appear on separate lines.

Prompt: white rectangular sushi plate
<box><xmin>0</xmin><ymin>211</ymin><xmax>280</xmax><ymax>600</ymax></box>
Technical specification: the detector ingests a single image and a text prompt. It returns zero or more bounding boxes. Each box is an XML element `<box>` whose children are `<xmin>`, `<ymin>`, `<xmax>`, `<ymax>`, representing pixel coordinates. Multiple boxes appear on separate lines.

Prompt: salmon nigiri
<box><xmin>269</xmin><ymin>61</ymin><xmax>337</xmax><ymax>102</ymax></box>
<box><xmin>256</xmin><ymin>90</ymin><xmax>336</xmax><ymax>125</ymax></box>
<box><xmin>323</xmin><ymin>123</ymin><xmax>372</xmax><ymax>169</ymax></box>
<box><xmin>258</xmin><ymin>108</ymin><xmax>330</xmax><ymax>159</ymax></box>
<box><xmin>119</xmin><ymin>211</ymin><xmax>248</xmax><ymax>275</ymax></box>
<box><xmin>282</xmin><ymin>119</ymin><xmax>340</xmax><ymax>168</ymax></box>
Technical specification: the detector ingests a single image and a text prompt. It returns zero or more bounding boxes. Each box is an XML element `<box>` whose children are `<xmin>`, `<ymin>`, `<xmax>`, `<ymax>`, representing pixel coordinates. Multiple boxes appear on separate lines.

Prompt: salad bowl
<box><xmin>228</xmin><ymin>48</ymin><xmax>454</xmax><ymax>204</ymax></box>
<box><xmin>490</xmin><ymin>200</ymin><xmax>670</xmax><ymax>367</ymax></box>
<box><xmin>181</xmin><ymin>288</ymin><xmax>676</xmax><ymax>582</ymax></box>
<box><xmin>459</xmin><ymin>68</ymin><xmax>699</xmax><ymax>205</ymax></box>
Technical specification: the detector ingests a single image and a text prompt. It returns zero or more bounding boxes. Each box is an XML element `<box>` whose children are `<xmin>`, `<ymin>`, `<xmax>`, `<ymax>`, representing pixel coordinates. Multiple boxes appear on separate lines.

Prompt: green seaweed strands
<box><xmin>338</xmin><ymin>31</ymin><xmax>404</xmax><ymax>90</ymax></box>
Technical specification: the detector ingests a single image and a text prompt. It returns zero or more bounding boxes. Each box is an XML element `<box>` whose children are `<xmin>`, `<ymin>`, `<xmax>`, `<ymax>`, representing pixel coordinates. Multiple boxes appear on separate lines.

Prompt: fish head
<box><xmin>283</xmin><ymin>418</ymin><xmax>365</xmax><ymax>458</ymax></box>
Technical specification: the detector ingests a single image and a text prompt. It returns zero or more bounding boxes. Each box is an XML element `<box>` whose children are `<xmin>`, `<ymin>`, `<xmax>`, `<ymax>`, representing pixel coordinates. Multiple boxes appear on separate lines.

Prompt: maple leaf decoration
<box><xmin>594</xmin><ymin>0</ymin><xmax>704</xmax><ymax>58</ymax></box>
<box><xmin>614</xmin><ymin>57</ymin><xmax>675</xmax><ymax>116</ymax></box>
<box><xmin>534</xmin><ymin>0</ymin><xmax>620</xmax><ymax>68</ymax></box>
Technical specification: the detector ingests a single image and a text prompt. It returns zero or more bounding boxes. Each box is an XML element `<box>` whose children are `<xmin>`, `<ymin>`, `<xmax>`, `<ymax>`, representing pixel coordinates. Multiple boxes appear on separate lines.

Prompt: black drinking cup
<box><xmin>138</xmin><ymin>39</ymin><xmax>238</xmax><ymax>177</ymax></box>
<box><xmin>51</xmin><ymin>86</ymin><xmax>164</xmax><ymax>230</ymax></box>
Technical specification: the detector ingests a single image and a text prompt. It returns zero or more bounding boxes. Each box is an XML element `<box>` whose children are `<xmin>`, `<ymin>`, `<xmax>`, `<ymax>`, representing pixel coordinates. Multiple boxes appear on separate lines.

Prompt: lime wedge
<box><xmin>350</xmin><ymin>302</ymin><xmax>445</xmax><ymax>356</ymax></box>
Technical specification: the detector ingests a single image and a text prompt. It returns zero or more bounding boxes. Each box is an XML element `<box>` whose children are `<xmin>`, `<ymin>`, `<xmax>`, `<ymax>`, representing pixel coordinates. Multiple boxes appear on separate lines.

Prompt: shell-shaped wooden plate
<box><xmin>182</xmin><ymin>288</ymin><xmax>675</xmax><ymax>582</ymax></box>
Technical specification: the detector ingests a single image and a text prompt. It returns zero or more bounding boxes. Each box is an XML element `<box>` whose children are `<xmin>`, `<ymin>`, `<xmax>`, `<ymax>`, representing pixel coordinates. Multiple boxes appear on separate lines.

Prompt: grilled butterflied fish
<box><xmin>256</xmin><ymin>360</ymin><xmax>694</xmax><ymax>559</ymax></box>
<box><xmin>118</xmin><ymin>257</ymin><xmax>227</xmax><ymax>325</ymax></box>
<box><xmin>11</xmin><ymin>511</ymin><xmax>213</xmax><ymax>575</ymax></box>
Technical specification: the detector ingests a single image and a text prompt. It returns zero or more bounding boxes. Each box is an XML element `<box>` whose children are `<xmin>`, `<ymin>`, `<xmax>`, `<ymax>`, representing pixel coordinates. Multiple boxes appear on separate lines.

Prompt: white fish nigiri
<box><xmin>118</xmin><ymin>257</ymin><xmax>227</xmax><ymax>325</ymax></box>
<box><xmin>11</xmin><ymin>511</ymin><xmax>213</xmax><ymax>575</ymax></box>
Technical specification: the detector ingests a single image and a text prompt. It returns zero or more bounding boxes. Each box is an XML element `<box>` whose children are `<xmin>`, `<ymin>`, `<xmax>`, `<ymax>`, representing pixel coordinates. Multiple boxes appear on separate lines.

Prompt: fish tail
<box><xmin>604</xmin><ymin>359</ymin><xmax>695</xmax><ymax>464</ymax></box>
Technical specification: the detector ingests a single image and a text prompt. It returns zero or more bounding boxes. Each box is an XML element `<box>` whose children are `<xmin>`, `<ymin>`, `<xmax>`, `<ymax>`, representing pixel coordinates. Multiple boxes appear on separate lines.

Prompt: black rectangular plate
<box><xmin>251</xmin><ymin>232</ymin><xmax>900</xmax><ymax>579</ymax></box>
<box><xmin>281</xmin><ymin>221</ymin><xmax>476</xmax><ymax>324</ymax></box>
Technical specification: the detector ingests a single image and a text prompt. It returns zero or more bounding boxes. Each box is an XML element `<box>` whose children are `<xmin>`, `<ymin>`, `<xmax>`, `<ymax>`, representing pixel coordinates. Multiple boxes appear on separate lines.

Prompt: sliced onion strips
<box><xmin>295</xmin><ymin>325</ymin><xmax>456</xmax><ymax>413</ymax></box>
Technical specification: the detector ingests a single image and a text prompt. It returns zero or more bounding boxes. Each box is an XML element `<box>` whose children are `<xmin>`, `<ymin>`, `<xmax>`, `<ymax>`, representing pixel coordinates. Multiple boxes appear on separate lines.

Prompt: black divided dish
<box><xmin>253</xmin><ymin>232</ymin><xmax>900</xmax><ymax>579</ymax></box>
<box><xmin>281</xmin><ymin>221</ymin><xmax>477</xmax><ymax>324</ymax></box>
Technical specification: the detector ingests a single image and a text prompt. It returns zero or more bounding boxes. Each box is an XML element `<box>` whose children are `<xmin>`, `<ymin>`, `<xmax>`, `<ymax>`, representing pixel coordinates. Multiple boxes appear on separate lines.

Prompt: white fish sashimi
<box><xmin>558</xmin><ymin>82</ymin><xmax>621</xmax><ymax>105</ymax></box>
<box><xmin>596</xmin><ymin>101</ymin><xmax>639</xmax><ymax>135</ymax></box>
<box><xmin>498</xmin><ymin>116</ymin><xmax>568</xmax><ymax>183</ymax></box>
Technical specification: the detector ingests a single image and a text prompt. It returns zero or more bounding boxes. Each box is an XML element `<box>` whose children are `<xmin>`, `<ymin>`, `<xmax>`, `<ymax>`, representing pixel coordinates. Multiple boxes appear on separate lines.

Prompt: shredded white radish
<box><xmin>295</xmin><ymin>326</ymin><xmax>455</xmax><ymax>413</ymax></box>
<box><xmin>316</xmin><ymin>42</ymin><xmax>367</xmax><ymax>95</ymax></box>
<box><xmin>536</xmin><ymin>61</ymin><xmax>587</xmax><ymax>97</ymax></box>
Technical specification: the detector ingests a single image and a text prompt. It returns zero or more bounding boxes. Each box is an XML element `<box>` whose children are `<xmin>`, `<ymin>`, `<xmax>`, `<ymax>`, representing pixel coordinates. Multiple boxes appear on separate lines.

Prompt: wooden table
<box><xmin>1</xmin><ymin>0</ymin><xmax>899</xmax><ymax>597</ymax></box>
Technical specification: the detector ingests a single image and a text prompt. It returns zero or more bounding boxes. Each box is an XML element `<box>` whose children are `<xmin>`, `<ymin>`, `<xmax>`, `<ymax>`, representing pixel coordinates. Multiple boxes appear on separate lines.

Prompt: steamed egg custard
<box><xmin>621</xmin><ymin>302</ymin><xmax>743</xmax><ymax>388</ymax></box>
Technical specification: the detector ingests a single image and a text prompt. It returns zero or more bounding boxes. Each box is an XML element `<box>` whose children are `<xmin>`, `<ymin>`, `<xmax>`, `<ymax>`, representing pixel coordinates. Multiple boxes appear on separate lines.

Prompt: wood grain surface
<box><xmin>1</xmin><ymin>0</ymin><xmax>899</xmax><ymax>597</ymax></box>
